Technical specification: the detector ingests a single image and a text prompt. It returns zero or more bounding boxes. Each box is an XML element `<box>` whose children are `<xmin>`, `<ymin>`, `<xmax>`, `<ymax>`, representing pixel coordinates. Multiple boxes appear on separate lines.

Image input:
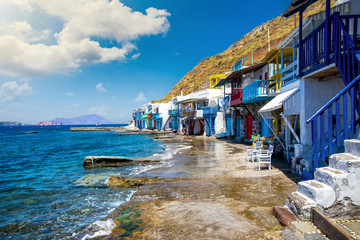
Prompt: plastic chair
<box><xmin>246</xmin><ymin>146</ymin><xmax>253</xmax><ymax>161</ymax></box>
<box><xmin>258</xmin><ymin>145</ymin><xmax>274</xmax><ymax>170</ymax></box>
<box><xmin>252</xmin><ymin>141</ymin><xmax>263</xmax><ymax>162</ymax></box>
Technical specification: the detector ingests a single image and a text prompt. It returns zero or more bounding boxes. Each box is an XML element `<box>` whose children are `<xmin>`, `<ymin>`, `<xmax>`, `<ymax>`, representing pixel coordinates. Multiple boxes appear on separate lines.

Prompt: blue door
<box><xmin>226</xmin><ymin>115</ymin><xmax>232</xmax><ymax>136</ymax></box>
<box><xmin>261</xmin><ymin>118</ymin><xmax>271</xmax><ymax>137</ymax></box>
<box><xmin>236</xmin><ymin>117</ymin><xmax>241</xmax><ymax>137</ymax></box>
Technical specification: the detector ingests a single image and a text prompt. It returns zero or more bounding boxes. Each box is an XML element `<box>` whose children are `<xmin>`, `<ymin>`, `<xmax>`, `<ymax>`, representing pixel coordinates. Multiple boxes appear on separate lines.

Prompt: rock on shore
<box><xmin>83</xmin><ymin>156</ymin><xmax>159</xmax><ymax>168</ymax></box>
<box><xmin>107</xmin><ymin>176</ymin><xmax>163</xmax><ymax>187</ymax></box>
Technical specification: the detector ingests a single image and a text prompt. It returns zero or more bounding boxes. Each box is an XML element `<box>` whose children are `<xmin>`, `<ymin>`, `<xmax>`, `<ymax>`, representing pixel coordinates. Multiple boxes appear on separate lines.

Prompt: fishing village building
<box><xmin>132</xmin><ymin>0</ymin><xmax>360</xmax><ymax>231</ymax></box>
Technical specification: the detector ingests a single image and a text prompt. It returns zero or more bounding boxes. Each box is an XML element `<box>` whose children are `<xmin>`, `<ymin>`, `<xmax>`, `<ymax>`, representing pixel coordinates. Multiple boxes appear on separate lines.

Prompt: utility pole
<box><xmin>252</xmin><ymin>50</ymin><xmax>254</xmax><ymax>65</ymax></box>
<box><xmin>268</xmin><ymin>28</ymin><xmax>271</xmax><ymax>52</ymax></box>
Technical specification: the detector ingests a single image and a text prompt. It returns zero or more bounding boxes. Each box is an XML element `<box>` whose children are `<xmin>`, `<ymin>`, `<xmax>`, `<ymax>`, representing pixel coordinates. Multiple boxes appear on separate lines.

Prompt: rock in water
<box><xmin>107</xmin><ymin>176</ymin><xmax>161</xmax><ymax>187</ymax></box>
<box><xmin>83</xmin><ymin>156</ymin><xmax>158</xmax><ymax>168</ymax></box>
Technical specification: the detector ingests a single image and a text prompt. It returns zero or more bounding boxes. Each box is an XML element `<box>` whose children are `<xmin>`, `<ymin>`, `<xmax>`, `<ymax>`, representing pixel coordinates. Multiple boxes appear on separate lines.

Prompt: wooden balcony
<box><xmin>181</xmin><ymin>110</ymin><xmax>196</xmax><ymax>118</ymax></box>
<box><xmin>230</xmin><ymin>88</ymin><xmax>243</xmax><ymax>106</ymax></box>
<box><xmin>202</xmin><ymin>106</ymin><xmax>219</xmax><ymax>116</ymax></box>
<box><xmin>242</xmin><ymin>80</ymin><xmax>273</xmax><ymax>104</ymax></box>
<box><xmin>168</xmin><ymin>109</ymin><xmax>179</xmax><ymax>116</ymax></box>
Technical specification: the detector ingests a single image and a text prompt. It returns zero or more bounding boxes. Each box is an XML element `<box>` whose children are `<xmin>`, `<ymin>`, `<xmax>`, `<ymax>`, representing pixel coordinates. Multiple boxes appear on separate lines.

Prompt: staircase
<box><xmin>286</xmin><ymin>139</ymin><xmax>360</xmax><ymax>220</ymax></box>
<box><xmin>211</xmin><ymin>118</ymin><xmax>216</xmax><ymax>135</ymax></box>
<box><xmin>305</xmin><ymin>13</ymin><xmax>360</xmax><ymax>168</ymax></box>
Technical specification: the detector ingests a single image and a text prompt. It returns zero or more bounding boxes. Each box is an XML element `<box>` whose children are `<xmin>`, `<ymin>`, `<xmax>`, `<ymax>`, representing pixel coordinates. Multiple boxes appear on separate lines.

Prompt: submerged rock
<box><xmin>83</xmin><ymin>156</ymin><xmax>159</xmax><ymax>168</ymax></box>
<box><xmin>107</xmin><ymin>176</ymin><xmax>162</xmax><ymax>187</ymax></box>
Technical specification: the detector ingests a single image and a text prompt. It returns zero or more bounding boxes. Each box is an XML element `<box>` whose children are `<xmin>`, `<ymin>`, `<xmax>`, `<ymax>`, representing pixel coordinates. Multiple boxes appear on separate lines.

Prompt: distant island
<box><xmin>36</xmin><ymin>114</ymin><xmax>114</xmax><ymax>126</ymax></box>
<box><xmin>0</xmin><ymin>121</ymin><xmax>28</xmax><ymax>127</ymax></box>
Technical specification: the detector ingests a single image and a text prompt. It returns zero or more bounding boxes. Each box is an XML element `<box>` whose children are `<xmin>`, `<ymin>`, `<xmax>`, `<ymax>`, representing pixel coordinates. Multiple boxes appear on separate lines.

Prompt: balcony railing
<box><xmin>230</xmin><ymin>88</ymin><xmax>242</xmax><ymax>106</ymax></box>
<box><xmin>281</xmin><ymin>61</ymin><xmax>298</xmax><ymax>83</ymax></box>
<box><xmin>168</xmin><ymin>109</ymin><xmax>180</xmax><ymax>116</ymax></box>
<box><xmin>181</xmin><ymin>110</ymin><xmax>197</xmax><ymax>117</ymax></box>
<box><xmin>299</xmin><ymin>13</ymin><xmax>360</xmax><ymax>78</ymax></box>
<box><xmin>202</xmin><ymin>106</ymin><xmax>219</xmax><ymax>116</ymax></box>
<box><xmin>267</xmin><ymin>74</ymin><xmax>281</xmax><ymax>95</ymax></box>
<box><xmin>307</xmin><ymin>75</ymin><xmax>360</xmax><ymax>169</ymax></box>
<box><xmin>242</xmin><ymin>80</ymin><xmax>273</xmax><ymax>104</ymax></box>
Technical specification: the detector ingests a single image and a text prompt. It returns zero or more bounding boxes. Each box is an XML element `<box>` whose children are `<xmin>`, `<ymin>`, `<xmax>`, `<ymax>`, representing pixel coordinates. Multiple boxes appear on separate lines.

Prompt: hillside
<box><xmin>154</xmin><ymin>0</ymin><xmax>334</xmax><ymax>103</ymax></box>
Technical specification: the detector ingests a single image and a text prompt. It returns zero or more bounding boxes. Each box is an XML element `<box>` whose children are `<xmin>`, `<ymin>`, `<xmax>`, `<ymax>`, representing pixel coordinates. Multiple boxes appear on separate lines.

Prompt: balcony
<box><xmin>242</xmin><ymin>80</ymin><xmax>273</xmax><ymax>104</ymax></box>
<box><xmin>230</xmin><ymin>88</ymin><xmax>243</xmax><ymax>106</ymax></box>
<box><xmin>267</xmin><ymin>74</ymin><xmax>281</xmax><ymax>95</ymax></box>
<box><xmin>281</xmin><ymin>61</ymin><xmax>298</xmax><ymax>84</ymax></box>
<box><xmin>202</xmin><ymin>106</ymin><xmax>219</xmax><ymax>116</ymax></box>
<box><xmin>181</xmin><ymin>110</ymin><xmax>196</xmax><ymax>118</ymax></box>
<box><xmin>168</xmin><ymin>109</ymin><xmax>180</xmax><ymax>116</ymax></box>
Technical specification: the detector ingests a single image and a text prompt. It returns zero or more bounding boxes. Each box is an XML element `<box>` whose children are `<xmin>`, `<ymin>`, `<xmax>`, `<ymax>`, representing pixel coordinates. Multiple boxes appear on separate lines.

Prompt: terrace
<box><xmin>242</xmin><ymin>80</ymin><xmax>273</xmax><ymax>104</ymax></box>
<box><xmin>202</xmin><ymin>106</ymin><xmax>219</xmax><ymax>116</ymax></box>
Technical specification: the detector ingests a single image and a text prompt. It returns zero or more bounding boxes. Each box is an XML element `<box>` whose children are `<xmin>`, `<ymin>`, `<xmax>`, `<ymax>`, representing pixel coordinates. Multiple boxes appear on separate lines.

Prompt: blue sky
<box><xmin>0</xmin><ymin>0</ymin><xmax>290</xmax><ymax>124</ymax></box>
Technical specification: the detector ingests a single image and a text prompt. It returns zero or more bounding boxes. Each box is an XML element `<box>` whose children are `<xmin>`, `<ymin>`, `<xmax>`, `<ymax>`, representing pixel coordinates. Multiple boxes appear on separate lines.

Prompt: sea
<box><xmin>0</xmin><ymin>125</ymin><xmax>170</xmax><ymax>239</ymax></box>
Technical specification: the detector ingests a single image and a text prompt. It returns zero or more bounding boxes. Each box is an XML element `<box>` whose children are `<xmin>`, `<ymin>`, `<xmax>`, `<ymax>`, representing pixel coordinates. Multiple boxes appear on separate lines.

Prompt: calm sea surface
<box><xmin>0</xmin><ymin>125</ymin><xmax>164</xmax><ymax>239</ymax></box>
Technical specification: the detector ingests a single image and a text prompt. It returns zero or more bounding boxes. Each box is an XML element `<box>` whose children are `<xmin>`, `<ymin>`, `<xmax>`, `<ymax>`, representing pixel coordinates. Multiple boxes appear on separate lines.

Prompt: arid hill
<box><xmin>154</xmin><ymin>0</ymin><xmax>334</xmax><ymax>103</ymax></box>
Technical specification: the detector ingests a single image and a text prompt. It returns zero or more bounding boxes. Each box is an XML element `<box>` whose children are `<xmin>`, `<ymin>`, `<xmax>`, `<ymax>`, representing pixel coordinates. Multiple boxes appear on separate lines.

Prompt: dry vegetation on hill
<box><xmin>154</xmin><ymin>0</ymin><xmax>334</xmax><ymax>103</ymax></box>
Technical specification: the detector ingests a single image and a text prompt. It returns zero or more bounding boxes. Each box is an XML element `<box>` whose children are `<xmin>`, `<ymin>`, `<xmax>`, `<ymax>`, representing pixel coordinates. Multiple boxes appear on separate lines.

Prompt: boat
<box><xmin>25</xmin><ymin>131</ymin><xmax>37</xmax><ymax>134</ymax></box>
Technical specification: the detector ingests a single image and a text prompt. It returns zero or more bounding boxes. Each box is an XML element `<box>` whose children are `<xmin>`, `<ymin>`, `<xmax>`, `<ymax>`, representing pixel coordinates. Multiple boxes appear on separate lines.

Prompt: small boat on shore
<box><xmin>25</xmin><ymin>131</ymin><xmax>37</xmax><ymax>134</ymax></box>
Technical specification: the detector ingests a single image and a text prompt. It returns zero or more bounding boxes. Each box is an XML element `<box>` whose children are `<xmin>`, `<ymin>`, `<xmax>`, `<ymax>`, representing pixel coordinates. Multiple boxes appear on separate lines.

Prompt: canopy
<box><xmin>224</xmin><ymin>62</ymin><xmax>267</xmax><ymax>83</ymax></box>
<box><xmin>213</xmin><ymin>78</ymin><xmax>231</xmax><ymax>88</ymax></box>
<box><xmin>259</xmin><ymin>88</ymin><xmax>299</xmax><ymax>118</ymax></box>
<box><xmin>284</xmin><ymin>0</ymin><xmax>319</xmax><ymax>17</ymax></box>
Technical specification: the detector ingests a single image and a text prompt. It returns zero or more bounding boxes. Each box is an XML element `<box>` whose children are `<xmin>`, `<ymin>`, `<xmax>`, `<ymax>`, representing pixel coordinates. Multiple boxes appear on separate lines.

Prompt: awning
<box><xmin>259</xmin><ymin>88</ymin><xmax>299</xmax><ymax>118</ymax></box>
<box><xmin>176</xmin><ymin>98</ymin><xmax>196</xmax><ymax>104</ymax></box>
<box><xmin>213</xmin><ymin>78</ymin><xmax>231</xmax><ymax>88</ymax></box>
<box><xmin>224</xmin><ymin>62</ymin><xmax>267</xmax><ymax>82</ymax></box>
<box><xmin>283</xmin><ymin>0</ymin><xmax>319</xmax><ymax>17</ymax></box>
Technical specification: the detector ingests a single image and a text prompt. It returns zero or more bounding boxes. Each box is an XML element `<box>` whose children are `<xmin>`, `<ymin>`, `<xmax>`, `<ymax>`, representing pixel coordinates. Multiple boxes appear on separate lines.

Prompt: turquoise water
<box><xmin>0</xmin><ymin>125</ymin><xmax>164</xmax><ymax>239</ymax></box>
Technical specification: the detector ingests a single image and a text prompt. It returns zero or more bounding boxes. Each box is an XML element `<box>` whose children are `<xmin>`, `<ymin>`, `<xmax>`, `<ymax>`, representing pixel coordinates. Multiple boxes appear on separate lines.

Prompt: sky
<box><xmin>0</xmin><ymin>0</ymin><xmax>291</xmax><ymax>124</ymax></box>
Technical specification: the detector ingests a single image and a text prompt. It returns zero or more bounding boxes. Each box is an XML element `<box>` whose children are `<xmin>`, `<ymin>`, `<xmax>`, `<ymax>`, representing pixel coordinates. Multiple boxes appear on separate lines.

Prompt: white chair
<box><xmin>252</xmin><ymin>142</ymin><xmax>263</xmax><ymax>162</ymax></box>
<box><xmin>258</xmin><ymin>145</ymin><xmax>274</xmax><ymax>170</ymax></box>
<box><xmin>246</xmin><ymin>146</ymin><xmax>253</xmax><ymax>162</ymax></box>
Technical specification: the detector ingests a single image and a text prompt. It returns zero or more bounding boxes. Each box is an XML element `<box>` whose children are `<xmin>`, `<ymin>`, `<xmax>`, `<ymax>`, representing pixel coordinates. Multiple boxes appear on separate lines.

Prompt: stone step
<box><xmin>298</xmin><ymin>180</ymin><xmax>336</xmax><ymax>208</ymax></box>
<box><xmin>282</xmin><ymin>221</ymin><xmax>328</xmax><ymax>240</ymax></box>
<box><xmin>329</xmin><ymin>153</ymin><xmax>360</xmax><ymax>173</ymax></box>
<box><xmin>286</xmin><ymin>191</ymin><xmax>316</xmax><ymax>220</ymax></box>
<box><xmin>345</xmin><ymin>139</ymin><xmax>360</xmax><ymax>157</ymax></box>
<box><xmin>314</xmin><ymin>166</ymin><xmax>349</xmax><ymax>189</ymax></box>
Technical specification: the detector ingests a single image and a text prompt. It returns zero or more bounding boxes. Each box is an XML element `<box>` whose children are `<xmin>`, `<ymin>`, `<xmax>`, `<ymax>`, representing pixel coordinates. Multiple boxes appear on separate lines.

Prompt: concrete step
<box><xmin>345</xmin><ymin>139</ymin><xmax>360</xmax><ymax>157</ymax></box>
<box><xmin>298</xmin><ymin>180</ymin><xmax>336</xmax><ymax>208</ymax></box>
<box><xmin>329</xmin><ymin>153</ymin><xmax>360</xmax><ymax>173</ymax></box>
<box><xmin>314</xmin><ymin>166</ymin><xmax>349</xmax><ymax>189</ymax></box>
<box><xmin>286</xmin><ymin>191</ymin><xmax>316</xmax><ymax>220</ymax></box>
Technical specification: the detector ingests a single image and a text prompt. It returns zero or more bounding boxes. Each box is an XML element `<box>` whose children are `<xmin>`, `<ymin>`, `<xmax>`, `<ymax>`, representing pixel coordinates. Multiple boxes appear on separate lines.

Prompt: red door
<box><xmin>246</xmin><ymin>113</ymin><xmax>253</xmax><ymax>139</ymax></box>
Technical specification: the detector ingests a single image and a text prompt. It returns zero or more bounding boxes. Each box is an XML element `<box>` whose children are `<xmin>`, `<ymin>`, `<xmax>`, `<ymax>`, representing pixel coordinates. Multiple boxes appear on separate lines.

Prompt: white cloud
<box><xmin>0</xmin><ymin>81</ymin><xmax>33</xmax><ymax>103</ymax></box>
<box><xmin>89</xmin><ymin>104</ymin><xmax>108</xmax><ymax>116</ymax></box>
<box><xmin>0</xmin><ymin>0</ymin><xmax>171</xmax><ymax>77</ymax></box>
<box><xmin>131</xmin><ymin>53</ymin><xmax>140</xmax><ymax>60</ymax></box>
<box><xmin>65</xmin><ymin>91</ymin><xmax>74</xmax><ymax>96</ymax></box>
<box><xmin>96</xmin><ymin>83</ymin><xmax>107</xmax><ymax>92</ymax></box>
<box><xmin>0</xmin><ymin>20</ymin><xmax>51</xmax><ymax>43</ymax></box>
<box><xmin>134</xmin><ymin>91</ymin><xmax>147</xmax><ymax>102</ymax></box>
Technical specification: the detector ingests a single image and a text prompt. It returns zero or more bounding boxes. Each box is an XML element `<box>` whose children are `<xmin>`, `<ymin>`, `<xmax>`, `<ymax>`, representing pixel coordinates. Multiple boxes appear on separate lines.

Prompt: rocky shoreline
<box><xmin>88</xmin><ymin>135</ymin><xmax>301</xmax><ymax>239</ymax></box>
